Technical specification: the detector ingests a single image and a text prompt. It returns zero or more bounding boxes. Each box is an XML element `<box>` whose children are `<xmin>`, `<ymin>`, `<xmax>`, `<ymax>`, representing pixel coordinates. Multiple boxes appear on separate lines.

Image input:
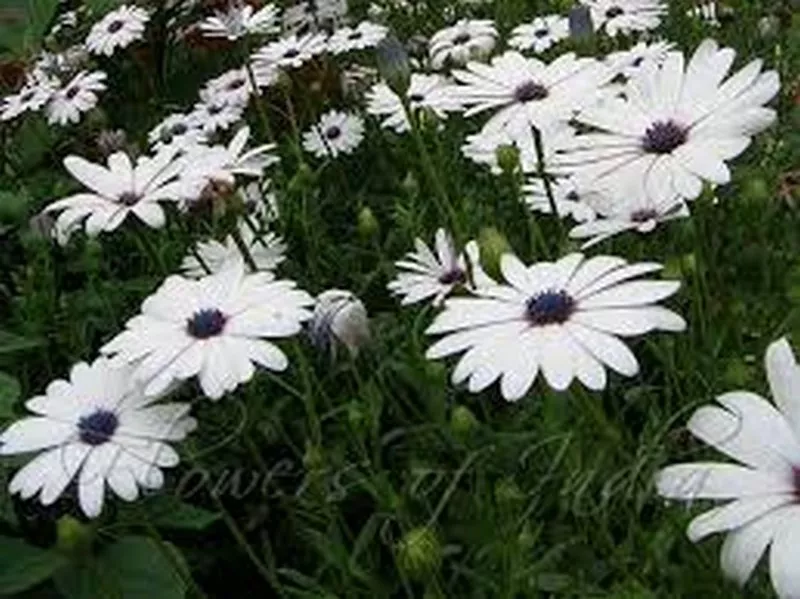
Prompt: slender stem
<box><xmin>240</xmin><ymin>41</ymin><xmax>275</xmax><ymax>145</ymax></box>
<box><xmin>531</xmin><ymin>127</ymin><xmax>565</xmax><ymax>245</ymax></box>
<box><xmin>230</xmin><ymin>225</ymin><xmax>258</xmax><ymax>271</ymax></box>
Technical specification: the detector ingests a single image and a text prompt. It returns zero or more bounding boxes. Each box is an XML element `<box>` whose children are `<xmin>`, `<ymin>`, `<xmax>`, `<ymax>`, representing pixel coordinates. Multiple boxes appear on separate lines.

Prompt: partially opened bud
<box><xmin>396</xmin><ymin>526</ymin><xmax>442</xmax><ymax>580</ymax></box>
<box><xmin>310</xmin><ymin>289</ymin><xmax>370</xmax><ymax>356</ymax></box>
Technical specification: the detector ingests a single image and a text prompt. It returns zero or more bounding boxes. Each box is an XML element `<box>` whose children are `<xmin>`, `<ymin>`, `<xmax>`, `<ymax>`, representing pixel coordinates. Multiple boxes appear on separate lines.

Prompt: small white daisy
<box><xmin>604</xmin><ymin>40</ymin><xmax>675</xmax><ymax>79</ymax></box>
<box><xmin>200</xmin><ymin>68</ymin><xmax>255</xmax><ymax>106</ymax></box>
<box><xmin>302</xmin><ymin>110</ymin><xmax>365</xmax><ymax>158</ymax></box>
<box><xmin>190</xmin><ymin>96</ymin><xmax>247</xmax><ymax>134</ymax></box>
<box><xmin>585</xmin><ymin>0</ymin><xmax>667</xmax><ymax>37</ymax></box>
<box><xmin>148</xmin><ymin>113</ymin><xmax>207</xmax><ymax>154</ymax></box>
<box><xmin>1</xmin><ymin>82</ymin><xmax>54</xmax><ymax>122</ymax></box>
<box><xmin>85</xmin><ymin>4</ymin><xmax>150</xmax><ymax>57</ymax></box>
<box><xmin>251</xmin><ymin>32</ymin><xmax>328</xmax><ymax>71</ymax></box>
<box><xmin>426</xmin><ymin>252</ymin><xmax>685</xmax><ymax>398</ymax></box>
<box><xmin>559</xmin><ymin>40</ymin><xmax>780</xmax><ymax>203</ymax></box>
<box><xmin>181</xmin><ymin>220</ymin><xmax>286</xmax><ymax>278</ymax></box>
<box><xmin>309</xmin><ymin>290</ymin><xmax>370</xmax><ymax>356</ymax></box>
<box><xmin>365</xmin><ymin>74</ymin><xmax>459</xmax><ymax>133</ymax></box>
<box><xmin>0</xmin><ymin>358</ymin><xmax>196</xmax><ymax>518</ymax></box>
<box><xmin>657</xmin><ymin>338</ymin><xmax>800</xmax><ymax>599</ymax></box>
<box><xmin>101</xmin><ymin>258</ymin><xmax>314</xmax><ymax>400</ymax></box>
<box><xmin>429</xmin><ymin>19</ymin><xmax>497</xmax><ymax>70</ymax></box>
<box><xmin>509</xmin><ymin>15</ymin><xmax>570</xmax><ymax>54</ymax></box>
<box><xmin>199</xmin><ymin>3</ymin><xmax>280</xmax><ymax>40</ymax></box>
<box><xmin>46</xmin><ymin>70</ymin><xmax>107</xmax><ymax>126</ymax></box>
<box><xmin>45</xmin><ymin>148</ymin><xmax>185</xmax><ymax>242</ymax></box>
<box><xmin>327</xmin><ymin>21</ymin><xmax>388</xmax><ymax>55</ymax></box>
<box><xmin>450</xmin><ymin>51</ymin><xmax>610</xmax><ymax>135</ymax></box>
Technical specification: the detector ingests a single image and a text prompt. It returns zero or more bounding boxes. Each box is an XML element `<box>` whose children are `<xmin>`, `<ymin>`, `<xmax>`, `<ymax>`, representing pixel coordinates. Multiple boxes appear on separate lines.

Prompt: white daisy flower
<box><xmin>560</xmin><ymin>40</ymin><xmax>780</xmax><ymax>203</ymax></box>
<box><xmin>388</xmin><ymin>228</ymin><xmax>476</xmax><ymax>307</ymax></box>
<box><xmin>585</xmin><ymin>0</ymin><xmax>667</xmax><ymax>37</ymax></box>
<box><xmin>281</xmin><ymin>3</ymin><xmax>314</xmax><ymax>35</ymax></box>
<box><xmin>604</xmin><ymin>40</ymin><xmax>675</xmax><ymax>79</ymax></box>
<box><xmin>302</xmin><ymin>110</ymin><xmax>365</xmax><ymax>158</ymax></box>
<box><xmin>509</xmin><ymin>15</ymin><xmax>570</xmax><ymax>54</ymax></box>
<box><xmin>251</xmin><ymin>32</ymin><xmax>328</xmax><ymax>71</ymax></box>
<box><xmin>148</xmin><ymin>113</ymin><xmax>207</xmax><ymax>154</ymax></box>
<box><xmin>567</xmin><ymin>178</ymin><xmax>689</xmax><ymax>247</ymax></box>
<box><xmin>656</xmin><ymin>338</ymin><xmax>800</xmax><ymax>599</ymax></box>
<box><xmin>327</xmin><ymin>21</ymin><xmax>388</xmax><ymax>55</ymax></box>
<box><xmin>199</xmin><ymin>3</ymin><xmax>280</xmax><ymax>40</ymax></box>
<box><xmin>44</xmin><ymin>148</ymin><xmax>185</xmax><ymax>243</ymax></box>
<box><xmin>190</xmin><ymin>96</ymin><xmax>247</xmax><ymax>134</ymax></box>
<box><xmin>316</xmin><ymin>0</ymin><xmax>349</xmax><ymax>26</ymax></box>
<box><xmin>365</xmin><ymin>74</ymin><xmax>459</xmax><ymax>133</ymax></box>
<box><xmin>309</xmin><ymin>290</ymin><xmax>370</xmax><ymax>356</ymax></box>
<box><xmin>101</xmin><ymin>258</ymin><xmax>314</xmax><ymax>400</ymax></box>
<box><xmin>85</xmin><ymin>4</ymin><xmax>150</xmax><ymax>57</ymax></box>
<box><xmin>522</xmin><ymin>177</ymin><xmax>598</xmax><ymax>223</ymax></box>
<box><xmin>426</xmin><ymin>252</ymin><xmax>685</xmax><ymax>398</ymax></box>
<box><xmin>1</xmin><ymin>82</ymin><xmax>54</xmax><ymax>122</ymax></box>
<box><xmin>0</xmin><ymin>358</ymin><xmax>196</xmax><ymax>518</ymax></box>
<box><xmin>200</xmin><ymin>68</ymin><xmax>255</xmax><ymax>106</ymax></box>
<box><xmin>687</xmin><ymin>2</ymin><xmax>721</xmax><ymax>27</ymax></box>
<box><xmin>46</xmin><ymin>70</ymin><xmax>107</xmax><ymax>126</ymax></box>
<box><xmin>450</xmin><ymin>51</ymin><xmax>610</xmax><ymax>135</ymax></box>
<box><xmin>429</xmin><ymin>19</ymin><xmax>497</xmax><ymax>70</ymax></box>
<box><xmin>240</xmin><ymin>180</ymin><xmax>280</xmax><ymax>222</ymax></box>
<box><xmin>181</xmin><ymin>220</ymin><xmax>286</xmax><ymax>278</ymax></box>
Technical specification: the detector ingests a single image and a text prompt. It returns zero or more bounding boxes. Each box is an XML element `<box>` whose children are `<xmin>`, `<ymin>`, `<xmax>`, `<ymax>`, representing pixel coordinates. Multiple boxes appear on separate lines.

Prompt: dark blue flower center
<box><xmin>794</xmin><ymin>467</ymin><xmax>800</xmax><ymax>495</ymax></box>
<box><xmin>187</xmin><ymin>308</ymin><xmax>227</xmax><ymax>338</ymax></box>
<box><xmin>605</xmin><ymin>6</ymin><xmax>624</xmax><ymax>18</ymax></box>
<box><xmin>284</xmin><ymin>48</ymin><xmax>300</xmax><ymax>58</ymax></box>
<box><xmin>630</xmin><ymin>208</ymin><xmax>658</xmax><ymax>223</ymax></box>
<box><xmin>514</xmin><ymin>81</ymin><xmax>549</xmax><ymax>103</ymax></box>
<box><xmin>438</xmin><ymin>268</ymin><xmax>466</xmax><ymax>285</ymax></box>
<box><xmin>534</xmin><ymin>28</ymin><xmax>549</xmax><ymax>38</ymax></box>
<box><xmin>108</xmin><ymin>20</ymin><xmax>124</xmax><ymax>33</ymax></box>
<box><xmin>325</xmin><ymin>126</ymin><xmax>342</xmax><ymax>139</ymax></box>
<box><xmin>526</xmin><ymin>290</ymin><xmax>575</xmax><ymax>326</ymax></box>
<box><xmin>118</xmin><ymin>192</ymin><xmax>141</xmax><ymax>206</ymax></box>
<box><xmin>78</xmin><ymin>409</ymin><xmax>118</xmax><ymax>445</ymax></box>
<box><xmin>453</xmin><ymin>33</ymin><xmax>471</xmax><ymax>45</ymax></box>
<box><xmin>642</xmin><ymin>120</ymin><xmax>688</xmax><ymax>154</ymax></box>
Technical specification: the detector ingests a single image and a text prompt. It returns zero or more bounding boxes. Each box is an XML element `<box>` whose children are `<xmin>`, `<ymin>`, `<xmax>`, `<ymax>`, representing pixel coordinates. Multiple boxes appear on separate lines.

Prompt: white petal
<box><xmin>656</xmin><ymin>463</ymin><xmax>794</xmax><ymax>500</ymax></box>
<box><xmin>766</xmin><ymin>338</ymin><xmax>800</xmax><ymax>440</ymax></box>
<box><xmin>687</xmin><ymin>495</ymin><xmax>793</xmax><ymax>542</ymax></box>
<box><xmin>769</xmin><ymin>506</ymin><xmax>800</xmax><ymax>599</ymax></box>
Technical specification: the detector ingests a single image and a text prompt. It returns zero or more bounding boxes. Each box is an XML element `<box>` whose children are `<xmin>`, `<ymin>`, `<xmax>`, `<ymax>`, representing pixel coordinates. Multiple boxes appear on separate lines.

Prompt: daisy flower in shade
<box><xmin>44</xmin><ymin>148</ymin><xmax>185</xmax><ymax>243</ymax></box>
<box><xmin>46</xmin><ymin>71</ymin><xmax>107</xmax><ymax>126</ymax></box>
<box><xmin>450</xmin><ymin>51</ymin><xmax>611</xmax><ymax>136</ymax></box>
<box><xmin>656</xmin><ymin>338</ymin><xmax>800</xmax><ymax>599</ymax></box>
<box><xmin>365</xmin><ymin>74</ymin><xmax>460</xmax><ymax>133</ymax></box>
<box><xmin>388</xmin><ymin>228</ymin><xmax>476</xmax><ymax>307</ymax></box>
<box><xmin>148</xmin><ymin>113</ymin><xmax>207</xmax><ymax>154</ymax></box>
<box><xmin>1</xmin><ymin>81</ymin><xmax>54</xmax><ymax>121</ymax></box>
<box><xmin>251</xmin><ymin>32</ymin><xmax>327</xmax><ymax>71</ymax></box>
<box><xmin>509</xmin><ymin>15</ymin><xmax>570</xmax><ymax>54</ymax></box>
<box><xmin>0</xmin><ymin>358</ymin><xmax>196</xmax><ymax>518</ymax></box>
<box><xmin>200</xmin><ymin>68</ymin><xmax>256</xmax><ymax>107</ymax></box>
<box><xmin>85</xmin><ymin>4</ymin><xmax>150</xmax><ymax>56</ymax></box>
<box><xmin>327</xmin><ymin>21</ymin><xmax>388</xmax><ymax>55</ymax></box>
<box><xmin>101</xmin><ymin>258</ymin><xmax>314</xmax><ymax>400</ymax></box>
<box><xmin>309</xmin><ymin>290</ymin><xmax>370</xmax><ymax>356</ymax></box>
<box><xmin>605</xmin><ymin>40</ymin><xmax>675</xmax><ymax>80</ymax></box>
<box><xmin>425</xmin><ymin>252</ymin><xmax>685</xmax><ymax>398</ymax></box>
<box><xmin>522</xmin><ymin>177</ymin><xmax>598</xmax><ymax>223</ymax></box>
<box><xmin>429</xmin><ymin>19</ymin><xmax>497</xmax><ymax>70</ymax></box>
<box><xmin>181</xmin><ymin>220</ymin><xmax>286</xmax><ymax>278</ymax></box>
<box><xmin>302</xmin><ymin>110</ymin><xmax>365</xmax><ymax>159</ymax></box>
<box><xmin>585</xmin><ymin>0</ymin><xmax>666</xmax><ymax>36</ymax></box>
<box><xmin>560</xmin><ymin>40</ymin><xmax>780</xmax><ymax>204</ymax></box>
<box><xmin>190</xmin><ymin>96</ymin><xmax>246</xmax><ymax>134</ymax></box>
<box><xmin>199</xmin><ymin>3</ymin><xmax>280</xmax><ymax>40</ymax></box>
<box><xmin>281</xmin><ymin>3</ymin><xmax>314</xmax><ymax>35</ymax></box>
<box><xmin>687</xmin><ymin>2</ymin><xmax>721</xmax><ymax>27</ymax></box>
<box><xmin>567</xmin><ymin>178</ymin><xmax>688</xmax><ymax>248</ymax></box>
<box><xmin>316</xmin><ymin>0</ymin><xmax>349</xmax><ymax>26</ymax></box>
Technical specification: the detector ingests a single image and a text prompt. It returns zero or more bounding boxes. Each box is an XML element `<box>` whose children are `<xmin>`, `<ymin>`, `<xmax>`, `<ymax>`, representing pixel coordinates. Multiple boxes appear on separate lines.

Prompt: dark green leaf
<box><xmin>0</xmin><ymin>536</ymin><xmax>64</xmax><ymax>594</ymax></box>
<box><xmin>99</xmin><ymin>536</ymin><xmax>186</xmax><ymax>599</ymax></box>
<box><xmin>118</xmin><ymin>495</ymin><xmax>220</xmax><ymax>531</ymax></box>
<box><xmin>0</xmin><ymin>331</ymin><xmax>44</xmax><ymax>355</ymax></box>
<box><xmin>0</xmin><ymin>372</ymin><xmax>20</xmax><ymax>419</ymax></box>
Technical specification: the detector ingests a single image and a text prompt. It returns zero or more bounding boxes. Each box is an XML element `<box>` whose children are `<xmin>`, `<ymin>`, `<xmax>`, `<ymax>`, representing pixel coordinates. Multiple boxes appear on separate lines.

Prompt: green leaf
<box><xmin>0</xmin><ymin>372</ymin><xmax>21</xmax><ymax>419</ymax></box>
<box><xmin>0</xmin><ymin>536</ymin><xmax>64</xmax><ymax>594</ymax></box>
<box><xmin>0</xmin><ymin>330</ymin><xmax>44</xmax><ymax>355</ymax></box>
<box><xmin>118</xmin><ymin>495</ymin><xmax>220</xmax><ymax>531</ymax></box>
<box><xmin>100</xmin><ymin>536</ymin><xmax>186</xmax><ymax>599</ymax></box>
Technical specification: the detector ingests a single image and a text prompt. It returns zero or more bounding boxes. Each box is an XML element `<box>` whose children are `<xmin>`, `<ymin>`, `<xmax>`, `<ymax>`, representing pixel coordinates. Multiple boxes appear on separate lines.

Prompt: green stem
<box><xmin>531</xmin><ymin>127</ymin><xmax>565</xmax><ymax>248</ymax></box>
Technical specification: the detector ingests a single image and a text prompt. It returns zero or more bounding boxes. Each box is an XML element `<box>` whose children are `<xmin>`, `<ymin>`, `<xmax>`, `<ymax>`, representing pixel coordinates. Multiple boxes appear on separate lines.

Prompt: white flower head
<box><xmin>327</xmin><ymin>21</ymin><xmax>388</xmax><ymax>55</ymax></box>
<box><xmin>101</xmin><ymin>258</ymin><xmax>315</xmax><ymax>400</ymax></box>
<box><xmin>586</xmin><ymin>0</ymin><xmax>667</xmax><ymax>36</ymax></box>
<box><xmin>46</xmin><ymin>70</ymin><xmax>107</xmax><ymax>126</ymax></box>
<box><xmin>657</xmin><ymin>338</ymin><xmax>800</xmax><ymax>599</ymax></box>
<box><xmin>181</xmin><ymin>220</ymin><xmax>286</xmax><ymax>278</ymax></box>
<box><xmin>199</xmin><ymin>3</ymin><xmax>280</xmax><ymax>40</ymax></box>
<box><xmin>426</xmin><ymin>252</ymin><xmax>685</xmax><ymax>398</ymax></box>
<box><xmin>45</xmin><ymin>148</ymin><xmax>185</xmax><ymax>243</ymax></box>
<box><xmin>522</xmin><ymin>177</ymin><xmax>598</xmax><ymax>223</ymax></box>
<box><xmin>366</xmin><ymin>74</ymin><xmax>459</xmax><ymax>133</ymax></box>
<box><xmin>429</xmin><ymin>19</ymin><xmax>497</xmax><ymax>70</ymax></box>
<box><xmin>281</xmin><ymin>3</ymin><xmax>314</xmax><ymax>35</ymax></box>
<box><xmin>1</xmin><ymin>81</ymin><xmax>54</xmax><ymax>122</ymax></box>
<box><xmin>0</xmin><ymin>358</ymin><xmax>196</xmax><ymax>518</ymax></box>
<box><xmin>605</xmin><ymin>40</ymin><xmax>675</xmax><ymax>80</ymax></box>
<box><xmin>316</xmin><ymin>0</ymin><xmax>349</xmax><ymax>26</ymax></box>
<box><xmin>309</xmin><ymin>289</ymin><xmax>370</xmax><ymax>356</ymax></box>
<box><xmin>450</xmin><ymin>51</ymin><xmax>611</xmax><ymax>135</ymax></box>
<box><xmin>148</xmin><ymin>113</ymin><xmax>207</xmax><ymax>153</ymax></box>
<box><xmin>251</xmin><ymin>32</ymin><xmax>328</xmax><ymax>71</ymax></box>
<box><xmin>560</xmin><ymin>40</ymin><xmax>780</xmax><ymax>203</ymax></box>
<box><xmin>302</xmin><ymin>110</ymin><xmax>365</xmax><ymax>158</ymax></box>
<box><xmin>190</xmin><ymin>96</ymin><xmax>247</xmax><ymax>134</ymax></box>
<box><xmin>200</xmin><ymin>68</ymin><xmax>256</xmax><ymax>107</ymax></box>
<box><xmin>85</xmin><ymin>5</ymin><xmax>150</xmax><ymax>56</ymax></box>
<box><xmin>240</xmin><ymin>180</ymin><xmax>280</xmax><ymax>222</ymax></box>
<box><xmin>509</xmin><ymin>15</ymin><xmax>570</xmax><ymax>54</ymax></box>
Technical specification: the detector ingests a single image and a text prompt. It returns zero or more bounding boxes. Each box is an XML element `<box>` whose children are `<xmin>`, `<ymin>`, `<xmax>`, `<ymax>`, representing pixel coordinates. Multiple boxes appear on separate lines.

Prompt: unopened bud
<box><xmin>56</xmin><ymin>515</ymin><xmax>94</xmax><ymax>556</ymax></box>
<box><xmin>450</xmin><ymin>405</ymin><xmax>478</xmax><ymax>440</ymax></box>
<box><xmin>496</xmin><ymin>144</ymin><xmax>520</xmax><ymax>175</ymax></box>
<box><xmin>478</xmin><ymin>227</ymin><xmax>512</xmax><ymax>279</ymax></box>
<box><xmin>396</xmin><ymin>527</ymin><xmax>442</xmax><ymax>580</ymax></box>
<box><xmin>357</xmin><ymin>206</ymin><xmax>379</xmax><ymax>238</ymax></box>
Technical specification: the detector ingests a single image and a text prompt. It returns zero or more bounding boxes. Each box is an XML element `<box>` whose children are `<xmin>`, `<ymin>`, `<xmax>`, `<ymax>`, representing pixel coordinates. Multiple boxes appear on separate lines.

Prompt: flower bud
<box><xmin>450</xmin><ymin>405</ymin><xmax>478</xmax><ymax>440</ymax></box>
<box><xmin>477</xmin><ymin>227</ymin><xmax>511</xmax><ymax>279</ymax></box>
<box><xmin>357</xmin><ymin>206</ymin><xmax>379</xmax><ymax>238</ymax></box>
<box><xmin>56</xmin><ymin>515</ymin><xmax>94</xmax><ymax>556</ymax></box>
<box><xmin>494</xmin><ymin>477</ymin><xmax>525</xmax><ymax>508</ymax></box>
<box><xmin>495</xmin><ymin>144</ymin><xmax>520</xmax><ymax>175</ymax></box>
<box><xmin>310</xmin><ymin>289</ymin><xmax>370</xmax><ymax>356</ymax></box>
<box><xmin>396</xmin><ymin>527</ymin><xmax>442</xmax><ymax>580</ymax></box>
<box><xmin>376</xmin><ymin>36</ymin><xmax>411</xmax><ymax>96</ymax></box>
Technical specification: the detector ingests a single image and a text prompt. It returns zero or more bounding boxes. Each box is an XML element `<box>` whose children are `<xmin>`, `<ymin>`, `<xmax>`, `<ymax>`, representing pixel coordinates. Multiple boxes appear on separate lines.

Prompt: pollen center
<box><xmin>642</xmin><ymin>120</ymin><xmax>688</xmax><ymax>154</ymax></box>
<box><xmin>65</xmin><ymin>86</ymin><xmax>80</xmax><ymax>99</ymax></box>
<box><xmin>526</xmin><ymin>290</ymin><xmax>575</xmax><ymax>326</ymax></box>
<box><xmin>118</xmin><ymin>191</ymin><xmax>141</xmax><ymax>206</ymax></box>
<box><xmin>78</xmin><ymin>409</ymin><xmax>118</xmax><ymax>445</ymax></box>
<box><xmin>438</xmin><ymin>268</ymin><xmax>466</xmax><ymax>285</ymax></box>
<box><xmin>108</xmin><ymin>20</ymin><xmax>124</xmax><ymax>33</ymax></box>
<box><xmin>514</xmin><ymin>81</ymin><xmax>549</xmax><ymax>103</ymax></box>
<box><xmin>630</xmin><ymin>208</ymin><xmax>658</xmax><ymax>222</ymax></box>
<box><xmin>348</xmin><ymin>31</ymin><xmax>363</xmax><ymax>40</ymax></box>
<box><xmin>325</xmin><ymin>125</ymin><xmax>342</xmax><ymax>140</ymax></box>
<box><xmin>605</xmin><ymin>6</ymin><xmax>624</xmax><ymax>18</ymax></box>
<box><xmin>187</xmin><ymin>309</ymin><xmax>228</xmax><ymax>339</ymax></box>
<box><xmin>283</xmin><ymin>48</ymin><xmax>301</xmax><ymax>59</ymax></box>
<box><xmin>534</xmin><ymin>28</ymin><xmax>549</xmax><ymax>38</ymax></box>
<box><xmin>453</xmin><ymin>33</ymin><xmax>471</xmax><ymax>45</ymax></box>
